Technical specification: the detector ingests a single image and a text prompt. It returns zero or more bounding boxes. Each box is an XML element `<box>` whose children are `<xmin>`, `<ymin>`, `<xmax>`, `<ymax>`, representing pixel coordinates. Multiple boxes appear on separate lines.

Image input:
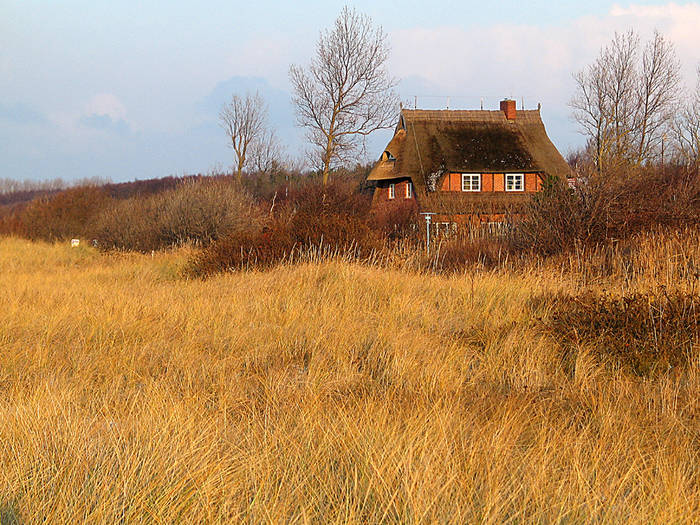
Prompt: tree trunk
<box><xmin>236</xmin><ymin>155</ymin><xmax>244</xmax><ymax>185</ymax></box>
<box><xmin>322</xmin><ymin>134</ymin><xmax>334</xmax><ymax>186</ymax></box>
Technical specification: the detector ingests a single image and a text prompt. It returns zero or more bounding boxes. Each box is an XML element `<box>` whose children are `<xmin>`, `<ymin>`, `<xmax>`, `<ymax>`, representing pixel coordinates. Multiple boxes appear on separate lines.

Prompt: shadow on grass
<box><xmin>0</xmin><ymin>501</ymin><xmax>22</xmax><ymax>525</ymax></box>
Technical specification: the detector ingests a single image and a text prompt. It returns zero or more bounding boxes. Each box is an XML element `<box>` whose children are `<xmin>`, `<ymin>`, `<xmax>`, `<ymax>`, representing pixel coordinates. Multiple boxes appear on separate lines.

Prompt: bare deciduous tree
<box><xmin>248</xmin><ymin>129</ymin><xmax>284</xmax><ymax>177</ymax></box>
<box><xmin>570</xmin><ymin>30</ymin><xmax>681</xmax><ymax>171</ymax></box>
<box><xmin>673</xmin><ymin>67</ymin><xmax>700</xmax><ymax>167</ymax></box>
<box><xmin>219</xmin><ymin>92</ymin><xmax>268</xmax><ymax>183</ymax></box>
<box><xmin>571</xmin><ymin>59</ymin><xmax>614</xmax><ymax>172</ymax></box>
<box><xmin>634</xmin><ymin>31</ymin><xmax>681</xmax><ymax>163</ymax></box>
<box><xmin>289</xmin><ymin>6</ymin><xmax>399</xmax><ymax>185</ymax></box>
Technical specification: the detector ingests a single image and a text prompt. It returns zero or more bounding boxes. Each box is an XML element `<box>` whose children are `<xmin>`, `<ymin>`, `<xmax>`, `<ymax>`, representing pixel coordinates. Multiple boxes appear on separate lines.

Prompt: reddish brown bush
<box><xmin>513</xmin><ymin>166</ymin><xmax>700</xmax><ymax>255</ymax></box>
<box><xmin>0</xmin><ymin>205</ymin><xmax>27</xmax><ymax>237</ymax></box>
<box><xmin>189</xmin><ymin>214</ymin><xmax>380</xmax><ymax>276</ymax></box>
<box><xmin>537</xmin><ymin>289</ymin><xmax>700</xmax><ymax>377</ymax></box>
<box><xmin>189</xmin><ymin>181</ymin><xmax>380</xmax><ymax>276</ymax></box>
<box><xmin>433</xmin><ymin>236</ymin><xmax>512</xmax><ymax>272</ymax></box>
<box><xmin>369</xmin><ymin>202</ymin><xmax>419</xmax><ymax>240</ymax></box>
<box><xmin>19</xmin><ymin>186</ymin><xmax>111</xmax><ymax>241</ymax></box>
<box><xmin>283</xmin><ymin>178</ymin><xmax>372</xmax><ymax>216</ymax></box>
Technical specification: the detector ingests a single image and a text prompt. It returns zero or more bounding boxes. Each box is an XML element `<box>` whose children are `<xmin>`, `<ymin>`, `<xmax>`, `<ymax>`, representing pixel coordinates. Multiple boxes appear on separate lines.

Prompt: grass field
<box><xmin>0</xmin><ymin>236</ymin><xmax>698</xmax><ymax>523</ymax></box>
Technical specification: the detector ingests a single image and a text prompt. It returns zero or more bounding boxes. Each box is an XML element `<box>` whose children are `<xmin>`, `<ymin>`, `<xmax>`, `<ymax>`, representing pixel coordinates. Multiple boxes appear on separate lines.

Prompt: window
<box><xmin>405</xmin><ymin>182</ymin><xmax>412</xmax><ymax>199</ymax></box>
<box><xmin>388</xmin><ymin>183</ymin><xmax>395</xmax><ymax>199</ymax></box>
<box><xmin>461</xmin><ymin>173</ymin><xmax>481</xmax><ymax>192</ymax></box>
<box><xmin>505</xmin><ymin>173</ymin><xmax>524</xmax><ymax>191</ymax></box>
<box><xmin>434</xmin><ymin>222</ymin><xmax>452</xmax><ymax>236</ymax></box>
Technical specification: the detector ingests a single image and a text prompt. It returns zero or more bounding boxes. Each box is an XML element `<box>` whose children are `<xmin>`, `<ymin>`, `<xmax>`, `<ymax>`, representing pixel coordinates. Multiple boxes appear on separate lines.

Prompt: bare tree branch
<box><xmin>248</xmin><ymin>129</ymin><xmax>284</xmax><ymax>177</ymax></box>
<box><xmin>634</xmin><ymin>31</ymin><xmax>681</xmax><ymax>163</ymax></box>
<box><xmin>673</xmin><ymin>67</ymin><xmax>700</xmax><ymax>167</ymax></box>
<box><xmin>289</xmin><ymin>6</ymin><xmax>399</xmax><ymax>185</ymax></box>
<box><xmin>570</xmin><ymin>30</ymin><xmax>681</xmax><ymax>171</ymax></box>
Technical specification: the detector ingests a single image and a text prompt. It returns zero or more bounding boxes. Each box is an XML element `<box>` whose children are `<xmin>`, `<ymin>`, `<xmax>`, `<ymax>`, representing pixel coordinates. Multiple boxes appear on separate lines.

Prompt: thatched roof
<box><xmin>367</xmin><ymin>108</ymin><xmax>572</xmax><ymax>188</ymax></box>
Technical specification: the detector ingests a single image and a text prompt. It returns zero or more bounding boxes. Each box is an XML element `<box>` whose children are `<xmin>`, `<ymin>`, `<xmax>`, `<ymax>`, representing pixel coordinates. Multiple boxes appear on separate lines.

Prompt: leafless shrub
<box><xmin>672</xmin><ymin>67</ymin><xmax>700</xmax><ymax>167</ymax></box>
<box><xmin>536</xmin><ymin>289</ymin><xmax>700</xmax><ymax>377</ymax></box>
<box><xmin>513</xmin><ymin>166</ymin><xmax>700</xmax><ymax>255</ymax></box>
<box><xmin>94</xmin><ymin>179</ymin><xmax>261</xmax><ymax>252</ymax></box>
<box><xmin>188</xmin><ymin>180</ymin><xmax>379</xmax><ymax>275</ymax></box>
<box><xmin>19</xmin><ymin>186</ymin><xmax>112</xmax><ymax>241</ymax></box>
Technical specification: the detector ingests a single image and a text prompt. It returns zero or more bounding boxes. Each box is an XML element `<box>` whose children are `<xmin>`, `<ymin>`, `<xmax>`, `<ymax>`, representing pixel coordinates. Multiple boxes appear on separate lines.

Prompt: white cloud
<box><xmin>387</xmin><ymin>3</ymin><xmax>700</xmax><ymax>150</ymax></box>
<box><xmin>609</xmin><ymin>2</ymin><xmax>700</xmax><ymax>18</ymax></box>
<box><xmin>389</xmin><ymin>5</ymin><xmax>700</xmax><ymax>104</ymax></box>
<box><xmin>84</xmin><ymin>93</ymin><xmax>127</xmax><ymax>120</ymax></box>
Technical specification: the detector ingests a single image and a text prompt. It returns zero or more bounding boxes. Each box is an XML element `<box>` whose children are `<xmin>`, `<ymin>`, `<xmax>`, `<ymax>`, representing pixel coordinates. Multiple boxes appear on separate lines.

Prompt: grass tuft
<box><xmin>0</xmin><ymin>235</ymin><xmax>698</xmax><ymax>522</ymax></box>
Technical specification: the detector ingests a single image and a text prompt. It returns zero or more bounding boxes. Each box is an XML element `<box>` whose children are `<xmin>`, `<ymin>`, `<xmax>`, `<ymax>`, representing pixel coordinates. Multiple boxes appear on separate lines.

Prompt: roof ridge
<box><xmin>401</xmin><ymin>109</ymin><xmax>543</xmax><ymax>124</ymax></box>
<box><xmin>402</xmin><ymin>109</ymin><xmax>541</xmax><ymax>113</ymax></box>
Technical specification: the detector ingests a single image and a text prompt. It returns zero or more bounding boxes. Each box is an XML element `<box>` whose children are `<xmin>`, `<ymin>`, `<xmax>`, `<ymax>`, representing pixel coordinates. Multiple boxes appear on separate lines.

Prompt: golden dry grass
<box><xmin>0</xmin><ymin>235</ymin><xmax>698</xmax><ymax>523</ymax></box>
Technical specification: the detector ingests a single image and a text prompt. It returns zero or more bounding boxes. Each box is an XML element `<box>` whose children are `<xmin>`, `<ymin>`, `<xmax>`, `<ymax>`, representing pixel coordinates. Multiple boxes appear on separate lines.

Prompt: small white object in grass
<box><xmin>71</xmin><ymin>239</ymin><xmax>80</xmax><ymax>247</ymax></box>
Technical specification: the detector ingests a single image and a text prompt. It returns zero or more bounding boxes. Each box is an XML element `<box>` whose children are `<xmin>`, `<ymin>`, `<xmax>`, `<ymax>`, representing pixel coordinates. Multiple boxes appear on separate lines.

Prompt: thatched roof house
<box><xmin>367</xmin><ymin>100</ymin><xmax>571</xmax><ymax>225</ymax></box>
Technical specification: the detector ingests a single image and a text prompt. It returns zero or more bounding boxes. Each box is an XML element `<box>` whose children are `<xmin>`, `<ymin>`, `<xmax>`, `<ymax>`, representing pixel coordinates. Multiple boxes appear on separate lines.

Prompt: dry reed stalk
<box><xmin>0</xmin><ymin>236</ymin><xmax>697</xmax><ymax>523</ymax></box>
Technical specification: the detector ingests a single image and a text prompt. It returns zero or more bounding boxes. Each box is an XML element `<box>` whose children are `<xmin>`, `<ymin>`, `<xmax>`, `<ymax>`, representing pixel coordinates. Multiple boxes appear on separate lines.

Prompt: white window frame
<box><xmin>505</xmin><ymin>173</ymin><xmax>524</xmax><ymax>192</ymax></box>
<box><xmin>405</xmin><ymin>182</ymin><xmax>412</xmax><ymax>199</ymax></box>
<box><xmin>461</xmin><ymin>173</ymin><xmax>481</xmax><ymax>192</ymax></box>
<box><xmin>388</xmin><ymin>183</ymin><xmax>395</xmax><ymax>199</ymax></box>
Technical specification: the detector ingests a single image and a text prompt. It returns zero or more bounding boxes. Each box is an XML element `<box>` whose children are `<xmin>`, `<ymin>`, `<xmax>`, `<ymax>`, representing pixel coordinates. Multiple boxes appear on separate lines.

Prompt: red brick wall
<box><xmin>439</xmin><ymin>172</ymin><xmax>547</xmax><ymax>193</ymax></box>
<box><xmin>525</xmin><ymin>173</ymin><xmax>538</xmax><ymax>192</ymax></box>
<box><xmin>440</xmin><ymin>173</ymin><xmax>462</xmax><ymax>191</ymax></box>
<box><xmin>493</xmin><ymin>173</ymin><xmax>505</xmax><ymax>192</ymax></box>
<box><xmin>372</xmin><ymin>179</ymin><xmax>416</xmax><ymax>206</ymax></box>
<box><xmin>441</xmin><ymin>176</ymin><xmax>449</xmax><ymax>191</ymax></box>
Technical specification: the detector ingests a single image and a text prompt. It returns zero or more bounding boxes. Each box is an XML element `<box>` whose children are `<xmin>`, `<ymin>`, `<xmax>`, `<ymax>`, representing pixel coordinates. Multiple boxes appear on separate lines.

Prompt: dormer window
<box><xmin>383</xmin><ymin>151</ymin><xmax>396</xmax><ymax>161</ymax></box>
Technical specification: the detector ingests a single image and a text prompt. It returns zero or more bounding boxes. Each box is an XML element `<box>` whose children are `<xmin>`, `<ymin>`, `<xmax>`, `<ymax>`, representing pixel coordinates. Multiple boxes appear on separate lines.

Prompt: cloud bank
<box><xmin>2</xmin><ymin>2</ymin><xmax>699</xmax><ymax>181</ymax></box>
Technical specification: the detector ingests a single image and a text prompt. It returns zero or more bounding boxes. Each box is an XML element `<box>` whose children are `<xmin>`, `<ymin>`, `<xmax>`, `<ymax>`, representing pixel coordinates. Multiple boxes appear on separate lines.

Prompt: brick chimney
<box><xmin>500</xmin><ymin>99</ymin><xmax>516</xmax><ymax>121</ymax></box>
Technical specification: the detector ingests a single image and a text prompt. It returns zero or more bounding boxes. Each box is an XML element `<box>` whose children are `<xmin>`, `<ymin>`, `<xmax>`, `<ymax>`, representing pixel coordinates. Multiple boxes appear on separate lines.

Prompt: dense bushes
<box><xmin>94</xmin><ymin>179</ymin><xmax>261</xmax><ymax>252</ymax></box>
<box><xmin>2</xmin><ymin>163</ymin><xmax>699</xmax><ymax>274</ymax></box>
<box><xmin>189</xmin><ymin>180</ymin><xmax>380</xmax><ymax>275</ymax></box>
<box><xmin>0</xmin><ymin>178</ymin><xmax>261</xmax><ymax>252</ymax></box>
<box><xmin>538</xmin><ymin>289</ymin><xmax>700</xmax><ymax>377</ymax></box>
<box><xmin>513</xmin><ymin>167</ymin><xmax>700</xmax><ymax>255</ymax></box>
<box><xmin>20</xmin><ymin>186</ymin><xmax>111</xmax><ymax>242</ymax></box>
<box><xmin>368</xmin><ymin>201</ymin><xmax>419</xmax><ymax>240</ymax></box>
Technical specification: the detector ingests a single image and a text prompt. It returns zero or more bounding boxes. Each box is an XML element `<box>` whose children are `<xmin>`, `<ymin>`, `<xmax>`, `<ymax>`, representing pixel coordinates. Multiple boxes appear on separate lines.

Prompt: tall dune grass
<box><xmin>0</xmin><ymin>235</ymin><xmax>698</xmax><ymax>523</ymax></box>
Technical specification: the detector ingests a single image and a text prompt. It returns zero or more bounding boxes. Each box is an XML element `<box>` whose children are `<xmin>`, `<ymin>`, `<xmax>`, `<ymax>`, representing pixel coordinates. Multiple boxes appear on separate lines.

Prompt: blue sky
<box><xmin>2</xmin><ymin>1</ymin><xmax>699</xmax><ymax>182</ymax></box>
